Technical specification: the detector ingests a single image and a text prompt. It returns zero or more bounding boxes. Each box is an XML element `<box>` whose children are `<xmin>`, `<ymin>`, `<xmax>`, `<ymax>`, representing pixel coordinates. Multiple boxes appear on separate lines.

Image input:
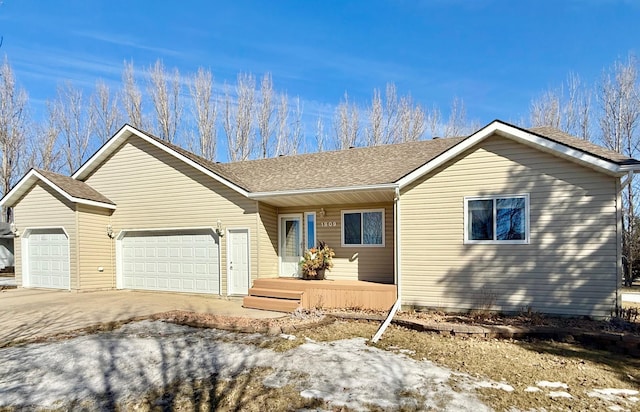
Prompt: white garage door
<box><xmin>27</xmin><ymin>228</ymin><xmax>70</xmax><ymax>289</ymax></box>
<box><xmin>121</xmin><ymin>230</ymin><xmax>219</xmax><ymax>294</ymax></box>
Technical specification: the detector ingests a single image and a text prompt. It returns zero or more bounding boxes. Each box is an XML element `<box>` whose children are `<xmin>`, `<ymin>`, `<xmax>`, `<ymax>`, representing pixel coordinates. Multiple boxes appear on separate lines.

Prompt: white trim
<box><xmin>226</xmin><ymin>227</ymin><xmax>251</xmax><ymax>296</ymax></box>
<box><xmin>463</xmin><ymin>193</ymin><xmax>530</xmax><ymax>245</ymax></box>
<box><xmin>397</xmin><ymin>121</ymin><xmax>632</xmax><ymax>189</ymax></box>
<box><xmin>278</xmin><ymin>213</ymin><xmax>303</xmax><ymax>277</ymax></box>
<box><xmin>72</xmin><ymin>125</ymin><xmax>250</xmax><ymax>197</ymax></box>
<box><xmin>304</xmin><ymin>211</ymin><xmax>316</xmax><ymax>249</ymax></box>
<box><xmin>0</xmin><ymin>169</ymin><xmax>116</xmax><ymax>210</ymax></box>
<box><xmin>20</xmin><ymin>227</ymin><xmax>71</xmax><ymax>291</ymax></box>
<box><xmin>115</xmin><ymin>226</ymin><xmax>221</xmax><ymax>294</ymax></box>
<box><xmin>340</xmin><ymin>208</ymin><xmax>386</xmax><ymax>248</ymax></box>
<box><xmin>249</xmin><ymin>183</ymin><xmax>398</xmax><ymax>199</ymax></box>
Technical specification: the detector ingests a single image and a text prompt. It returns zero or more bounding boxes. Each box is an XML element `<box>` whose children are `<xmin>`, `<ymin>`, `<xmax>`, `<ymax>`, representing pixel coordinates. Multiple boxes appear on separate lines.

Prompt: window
<box><xmin>305</xmin><ymin>212</ymin><xmax>316</xmax><ymax>249</ymax></box>
<box><xmin>464</xmin><ymin>195</ymin><xmax>529</xmax><ymax>244</ymax></box>
<box><xmin>342</xmin><ymin>209</ymin><xmax>384</xmax><ymax>247</ymax></box>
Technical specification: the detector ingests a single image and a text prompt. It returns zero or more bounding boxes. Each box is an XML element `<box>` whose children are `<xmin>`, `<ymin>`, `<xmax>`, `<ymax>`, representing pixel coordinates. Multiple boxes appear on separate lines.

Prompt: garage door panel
<box><xmin>121</xmin><ymin>230</ymin><xmax>219</xmax><ymax>294</ymax></box>
<box><xmin>27</xmin><ymin>229</ymin><xmax>70</xmax><ymax>289</ymax></box>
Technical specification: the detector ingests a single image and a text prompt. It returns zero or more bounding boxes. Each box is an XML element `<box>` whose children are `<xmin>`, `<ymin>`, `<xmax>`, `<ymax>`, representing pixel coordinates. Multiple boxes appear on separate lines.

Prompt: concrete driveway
<box><xmin>0</xmin><ymin>288</ymin><xmax>282</xmax><ymax>346</ymax></box>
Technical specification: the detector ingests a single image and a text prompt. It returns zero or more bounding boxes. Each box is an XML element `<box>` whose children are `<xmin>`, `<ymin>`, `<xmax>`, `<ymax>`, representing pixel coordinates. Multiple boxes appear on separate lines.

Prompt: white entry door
<box><xmin>227</xmin><ymin>228</ymin><xmax>250</xmax><ymax>295</ymax></box>
<box><xmin>279</xmin><ymin>214</ymin><xmax>302</xmax><ymax>277</ymax></box>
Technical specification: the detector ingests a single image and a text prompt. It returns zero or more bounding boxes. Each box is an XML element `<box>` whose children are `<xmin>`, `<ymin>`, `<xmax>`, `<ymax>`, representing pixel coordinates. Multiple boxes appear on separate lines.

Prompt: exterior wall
<box><xmin>277</xmin><ymin>203</ymin><xmax>394</xmax><ymax>283</ymax></box>
<box><xmin>13</xmin><ymin>182</ymin><xmax>77</xmax><ymax>289</ymax></box>
<box><xmin>257</xmin><ymin>202</ymin><xmax>279</xmax><ymax>277</ymax></box>
<box><xmin>84</xmin><ymin>137</ymin><xmax>259</xmax><ymax>295</ymax></box>
<box><xmin>76</xmin><ymin>205</ymin><xmax>114</xmax><ymax>290</ymax></box>
<box><xmin>400</xmin><ymin>135</ymin><xmax>618</xmax><ymax>317</ymax></box>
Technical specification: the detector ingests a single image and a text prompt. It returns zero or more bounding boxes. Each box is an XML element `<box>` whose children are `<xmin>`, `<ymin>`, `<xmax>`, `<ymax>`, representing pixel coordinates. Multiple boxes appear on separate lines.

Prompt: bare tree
<box><xmin>257</xmin><ymin>73</ymin><xmax>275</xmax><ymax>158</ymax></box>
<box><xmin>28</xmin><ymin>101</ymin><xmax>62</xmax><ymax>172</ymax></box>
<box><xmin>333</xmin><ymin>92</ymin><xmax>359</xmax><ymax>149</ymax></box>
<box><xmin>426</xmin><ymin>105</ymin><xmax>442</xmax><ymax>139</ymax></box>
<box><xmin>598</xmin><ymin>56</ymin><xmax>640</xmax><ymax>286</ymax></box>
<box><xmin>0</xmin><ymin>59</ymin><xmax>27</xmax><ymax>220</ymax></box>
<box><xmin>223</xmin><ymin>73</ymin><xmax>256</xmax><ymax>161</ymax></box>
<box><xmin>92</xmin><ymin>80</ymin><xmax>122</xmax><ymax>144</ymax></box>
<box><xmin>530</xmin><ymin>90</ymin><xmax>561</xmax><ymax>129</ymax></box>
<box><xmin>280</xmin><ymin>96</ymin><xmax>303</xmax><ymax>155</ymax></box>
<box><xmin>315</xmin><ymin>115</ymin><xmax>326</xmax><ymax>152</ymax></box>
<box><xmin>365</xmin><ymin>87</ymin><xmax>384</xmax><ymax>146</ymax></box>
<box><xmin>121</xmin><ymin>60</ymin><xmax>144</xmax><ymax>129</ymax></box>
<box><xmin>397</xmin><ymin>95</ymin><xmax>426</xmax><ymax>142</ymax></box>
<box><xmin>189</xmin><ymin>67</ymin><xmax>217</xmax><ymax>161</ymax></box>
<box><xmin>55</xmin><ymin>82</ymin><xmax>96</xmax><ymax>174</ymax></box>
<box><xmin>148</xmin><ymin>60</ymin><xmax>182</xmax><ymax>143</ymax></box>
<box><xmin>274</xmin><ymin>93</ymin><xmax>288</xmax><ymax>156</ymax></box>
<box><xmin>444</xmin><ymin>97</ymin><xmax>469</xmax><ymax>137</ymax></box>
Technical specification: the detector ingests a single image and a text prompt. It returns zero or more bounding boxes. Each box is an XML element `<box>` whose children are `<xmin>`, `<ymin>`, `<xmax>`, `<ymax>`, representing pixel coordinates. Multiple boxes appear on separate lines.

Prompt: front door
<box><xmin>279</xmin><ymin>214</ymin><xmax>302</xmax><ymax>277</ymax></box>
<box><xmin>228</xmin><ymin>229</ymin><xmax>250</xmax><ymax>295</ymax></box>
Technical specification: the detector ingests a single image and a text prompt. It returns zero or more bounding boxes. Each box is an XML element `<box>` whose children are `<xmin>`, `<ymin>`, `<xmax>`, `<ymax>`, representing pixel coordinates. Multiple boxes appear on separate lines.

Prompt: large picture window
<box><xmin>464</xmin><ymin>195</ymin><xmax>529</xmax><ymax>244</ymax></box>
<box><xmin>342</xmin><ymin>209</ymin><xmax>384</xmax><ymax>247</ymax></box>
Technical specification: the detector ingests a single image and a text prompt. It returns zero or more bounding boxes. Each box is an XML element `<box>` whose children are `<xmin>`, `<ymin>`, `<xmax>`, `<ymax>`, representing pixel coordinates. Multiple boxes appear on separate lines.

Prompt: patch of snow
<box><xmin>607</xmin><ymin>406</ymin><xmax>625</xmax><ymax>411</ymax></box>
<box><xmin>0</xmin><ymin>320</ymin><xmax>493</xmax><ymax>411</ymax></box>
<box><xmin>549</xmin><ymin>391</ymin><xmax>572</xmax><ymax>398</ymax></box>
<box><xmin>279</xmin><ymin>333</ymin><xmax>296</xmax><ymax>340</ymax></box>
<box><xmin>537</xmin><ymin>380</ymin><xmax>569</xmax><ymax>389</ymax></box>
<box><xmin>524</xmin><ymin>386</ymin><xmax>542</xmax><ymax>392</ymax></box>
<box><xmin>476</xmin><ymin>381</ymin><xmax>515</xmax><ymax>392</ymax></box>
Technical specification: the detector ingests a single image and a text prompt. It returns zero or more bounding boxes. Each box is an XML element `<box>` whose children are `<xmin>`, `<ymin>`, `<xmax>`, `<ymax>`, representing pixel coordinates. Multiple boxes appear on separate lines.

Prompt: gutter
<box><xmin>372</xmin><ymin>186</ymin><xmax>401</xmax><ymax>343</ymax></box>
<box><xmin>248</xmin><ymin>183</ymin><xmax>398</xmax><ymax>200</ymax></box>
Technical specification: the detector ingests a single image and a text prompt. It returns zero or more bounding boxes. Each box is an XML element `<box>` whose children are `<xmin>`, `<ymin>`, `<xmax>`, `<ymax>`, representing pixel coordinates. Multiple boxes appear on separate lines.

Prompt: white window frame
<box><xmin>341</xmin><ymin>209</ymin><xmax>385</xmax><ymax>247</ymax></box>
<box><xmin>464</xmin><ymin>194</ymin><xmax>530</xmax><ymax>245</ymax></box>
<box><xmin>304</xmin><ymin>211</ymin><xmax>316</xmax><ymax>250</ymax></box>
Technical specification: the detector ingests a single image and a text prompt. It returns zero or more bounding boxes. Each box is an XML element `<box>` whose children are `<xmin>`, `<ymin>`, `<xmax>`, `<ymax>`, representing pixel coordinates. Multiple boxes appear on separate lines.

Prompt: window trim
<box><xmin>463</xmin><ymin>194</ymin><xmax>530</xmax><ymax>245</ymax></box>
<box><xmin>341</xmin><ymin>208</ymin><xmax>385</xmax><ymax>247</ymax></box>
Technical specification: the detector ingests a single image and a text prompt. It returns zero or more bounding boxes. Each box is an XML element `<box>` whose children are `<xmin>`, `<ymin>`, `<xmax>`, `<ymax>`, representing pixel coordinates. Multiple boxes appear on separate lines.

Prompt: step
<box><xmin>248</xmin><ymin>287</ymin><xmax>303</xmax><ymax>300</ymax></box>
<box><xmin>243</xmin><ymin>296</ymin><xmax>301</xmax><ymax>313</ymax></box>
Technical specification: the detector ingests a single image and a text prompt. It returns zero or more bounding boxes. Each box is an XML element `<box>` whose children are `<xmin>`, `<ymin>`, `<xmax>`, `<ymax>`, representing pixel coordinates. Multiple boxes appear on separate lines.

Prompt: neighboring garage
<box><xmin>120</xmin><ymin>229</ymin><xmax>220</xmax><ymax>294</ymax></box>
<box><xmin>23</xmin><ymin>228</ymin><xmax>70</xmax><ymax>289</ymax></box>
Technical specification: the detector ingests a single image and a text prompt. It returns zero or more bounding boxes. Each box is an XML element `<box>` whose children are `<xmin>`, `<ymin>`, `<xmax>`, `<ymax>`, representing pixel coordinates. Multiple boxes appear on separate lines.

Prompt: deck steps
<box><xmin>248</xmin><ymin>287</ymin><xmax>303</xmax><ymax>300</ymax></box>
<box><xmin>242</xmin><ymin>295</ymin><xmax>301</xmax><ymax>313</ymax></box>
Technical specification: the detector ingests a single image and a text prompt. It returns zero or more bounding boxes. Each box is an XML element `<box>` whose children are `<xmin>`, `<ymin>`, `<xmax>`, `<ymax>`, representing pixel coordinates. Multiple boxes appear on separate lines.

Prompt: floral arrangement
<box><xmin>299</xmin><ymin>240</ymin><xmax>335</xmax><ymax>279</ymax></box>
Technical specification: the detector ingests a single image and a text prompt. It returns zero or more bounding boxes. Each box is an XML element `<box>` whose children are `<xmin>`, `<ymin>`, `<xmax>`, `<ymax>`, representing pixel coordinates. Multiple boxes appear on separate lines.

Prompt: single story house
<box><xmin>2</xmin><ymin>120</ymin><xmax>638</xmax><ymax>317</ymax></box>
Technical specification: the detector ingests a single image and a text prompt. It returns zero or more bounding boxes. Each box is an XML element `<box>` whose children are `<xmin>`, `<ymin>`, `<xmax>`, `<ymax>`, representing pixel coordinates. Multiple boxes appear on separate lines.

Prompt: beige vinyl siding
<box><xmin>257</xmin><ymin>202</ymin><xmax>278</xmax><ymax>277</ymax></box>
<box><xmin>13</xmin><ymin>182</ymin><xmax>77</xmax><ymax>288</ymax></box>
<box><xmin>400</xmin><ymin>135</ymin><xmax>618</xmax><ymax>317</ymax></box>
<box><xmin>84</xmin><ymin>137</ymin><xmax>258</xmax><ymax>295</ymax></box>
<box><xmin>278</xmin><ymin>203</ymin><xmax>394</xmax><ymax>283</ymax></box>
<box><xmin>76</xmin><ymin>205</ymin><xmax>114</xmax><ymax>289</ymax></box>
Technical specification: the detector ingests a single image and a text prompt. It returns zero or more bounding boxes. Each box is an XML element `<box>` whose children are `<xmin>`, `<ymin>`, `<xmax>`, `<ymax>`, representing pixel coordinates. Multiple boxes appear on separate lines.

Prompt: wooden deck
<box><xmin>243</xmin><ymin>278</ymin><xmax>397</xmax><ymax>313</ymax></box>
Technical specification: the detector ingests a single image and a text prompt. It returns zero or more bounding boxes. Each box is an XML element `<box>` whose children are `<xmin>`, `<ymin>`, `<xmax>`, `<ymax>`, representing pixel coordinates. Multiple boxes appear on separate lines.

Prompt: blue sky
<box><xmin>1</xmin><ymin>0</ymin><xmax>639</xmax><ymax>133</ymax></box>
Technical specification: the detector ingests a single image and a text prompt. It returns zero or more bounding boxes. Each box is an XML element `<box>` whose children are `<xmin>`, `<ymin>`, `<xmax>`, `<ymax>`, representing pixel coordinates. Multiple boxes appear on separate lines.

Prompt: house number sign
<box><xmin>320</xmin><ymin>221</ymin><xmax>337</xmax><ymax>227</ymax></box>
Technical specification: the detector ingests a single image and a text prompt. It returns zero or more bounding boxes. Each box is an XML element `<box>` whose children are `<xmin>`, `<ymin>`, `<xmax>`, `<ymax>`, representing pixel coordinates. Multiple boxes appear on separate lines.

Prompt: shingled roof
<box><xmin>37</xmin><ymin>169</ymin><xmax>115</xmax><ymax>205</ymax></box>
<box><xmin>528</xmin><ymin>126</ymin><xmax>637</xmax><ymax>165</ymax></box>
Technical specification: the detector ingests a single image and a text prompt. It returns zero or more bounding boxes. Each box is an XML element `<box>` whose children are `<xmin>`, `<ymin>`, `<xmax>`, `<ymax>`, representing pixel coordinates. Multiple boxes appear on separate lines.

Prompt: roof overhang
<box><xmin>0</xmin><ymin>169</ymin><xmax>117</xmax><ymax>210</ymax></box>
<box><xmin>396</xmin><ymin>121</ymin><xmax>640</xmax><ymax>189</ymax></box>
<box><xmin>249</xmin><ymin>184</ymin><xmax>398</xmax><ymax>207</ymax></box>
<box><xmin>72</xmin><ymin>124</ymin><xmax>250</xmax><ymax>197</ymax></box>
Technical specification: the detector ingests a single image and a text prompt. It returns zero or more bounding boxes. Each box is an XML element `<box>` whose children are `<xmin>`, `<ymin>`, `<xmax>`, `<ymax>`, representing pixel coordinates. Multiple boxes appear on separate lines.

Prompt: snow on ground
<box><xmin>0</xmin><ymin>320</ymin><xmax>494</xmax><ymax>411</ymax></box>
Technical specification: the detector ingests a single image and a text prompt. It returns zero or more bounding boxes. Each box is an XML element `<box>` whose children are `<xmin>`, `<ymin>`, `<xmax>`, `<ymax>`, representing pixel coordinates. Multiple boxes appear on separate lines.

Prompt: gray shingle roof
<box><xmin>135</xmin><ymin>122</ymin><xmax>639</xmax><ymax>195</ymax></box>
<box><xmin>528</xmin><ymin>126</ymin><xmax>638</xmax><ymax>165</ymax></box>
<box><xmin>37</xmin><ymin>169</ymin><xmax>115</xmax><ymax>205</ymax></box>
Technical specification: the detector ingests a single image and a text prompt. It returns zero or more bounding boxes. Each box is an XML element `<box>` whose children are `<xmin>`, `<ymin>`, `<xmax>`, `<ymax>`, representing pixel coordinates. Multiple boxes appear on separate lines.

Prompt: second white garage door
<box><xmin>121</xmin><ymin>230</ymin><xmax>219</xmax><ymax>294</ymax></box>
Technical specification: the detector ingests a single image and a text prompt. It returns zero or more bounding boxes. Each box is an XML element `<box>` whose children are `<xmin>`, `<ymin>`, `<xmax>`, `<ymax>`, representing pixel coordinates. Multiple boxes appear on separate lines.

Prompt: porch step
<box><xmin>243</xmin><ymin>296</ymin><xmax>301</xmax><ymax>313</ymax></box>
<box><xmin>248</xmin><ymin>287</ymin><xmax>303</xmax><ymax>300</ymax></box>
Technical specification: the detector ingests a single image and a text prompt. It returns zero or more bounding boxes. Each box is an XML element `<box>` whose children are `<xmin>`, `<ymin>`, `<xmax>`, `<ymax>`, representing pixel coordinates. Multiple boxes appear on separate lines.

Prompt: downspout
<box><xmin>616</xmin><ymin>171</ymin><xmax>632</xmax><ymax>312</ymax></box>
<box><xmin>372</xmin><ymin>186</ymin><xmax>401</xmax><ymax>343</ymax></box>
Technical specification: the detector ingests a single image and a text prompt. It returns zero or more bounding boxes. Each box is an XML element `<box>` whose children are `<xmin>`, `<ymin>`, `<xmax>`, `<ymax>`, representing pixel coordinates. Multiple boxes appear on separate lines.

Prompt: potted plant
<box><xmin>299</xmin><ymin>241</ymin><xmax>335</xmax><ymax>280</ymax></box>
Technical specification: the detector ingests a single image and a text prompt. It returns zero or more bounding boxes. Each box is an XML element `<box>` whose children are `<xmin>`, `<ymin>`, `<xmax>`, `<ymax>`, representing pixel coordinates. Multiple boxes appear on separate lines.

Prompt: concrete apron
<box><xmin>0</xmin><ymin>289</ymin><xmax>283</xmax><ymax>346</ymax></box>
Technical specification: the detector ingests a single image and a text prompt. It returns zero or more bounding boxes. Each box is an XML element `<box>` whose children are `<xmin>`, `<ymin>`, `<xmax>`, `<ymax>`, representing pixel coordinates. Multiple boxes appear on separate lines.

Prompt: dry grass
<box><xmin>265</xmin><ymin>320</ymin><xmax>640</xmax><ymax>411</ymax></box>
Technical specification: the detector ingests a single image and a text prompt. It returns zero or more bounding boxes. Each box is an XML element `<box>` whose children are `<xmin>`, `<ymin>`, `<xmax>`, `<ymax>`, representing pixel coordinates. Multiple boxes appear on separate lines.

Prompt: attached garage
<box><xmin>24</xmin><ymin>228</ymin><xmax>70</xmax><ymax>289</ymax></box>
<box><xmin>120</xmin><ymin>229</ymin><xmax>220</xmax><ymax>294</ymax></box>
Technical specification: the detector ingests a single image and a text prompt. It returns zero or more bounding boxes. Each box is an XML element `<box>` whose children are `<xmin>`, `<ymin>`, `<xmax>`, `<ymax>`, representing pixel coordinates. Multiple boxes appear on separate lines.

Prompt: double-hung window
<box><xmin>342</xmin><ymin>209</ymin><xmax>384</xmax><ymax>247</ymax></box>
<box><xmin>464</xmin><ymin>194</ymin><xmax>529</xmax><ymax>244</ymax></box>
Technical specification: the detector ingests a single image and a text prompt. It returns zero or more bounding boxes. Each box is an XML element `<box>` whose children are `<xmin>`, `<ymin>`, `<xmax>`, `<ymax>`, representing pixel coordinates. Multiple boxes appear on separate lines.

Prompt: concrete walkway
<box><xmin>0</xmin><ymin>289</ymin><xmax>282</xmax><ymax>346</ymax></box>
